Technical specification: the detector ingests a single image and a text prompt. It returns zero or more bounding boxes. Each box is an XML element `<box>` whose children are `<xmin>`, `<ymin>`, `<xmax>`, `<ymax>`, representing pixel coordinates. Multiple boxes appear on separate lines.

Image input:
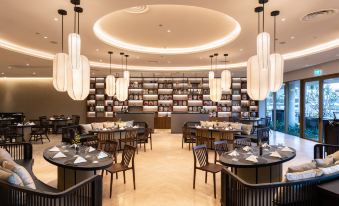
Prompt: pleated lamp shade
<box><xmin>257</xmin><ymin>32</ymin><xmax>270</xmax><ymax>71</ymax></box>
<box><xmin>116</xmin><ymin>78</ymin><xmax>128</xmax><ymax>101</ymax></box>
<box><xmin>68</xmin><ymin>33</ymin><xmax>81</xmax><ymax>71</ymax></box>
<box><xmin>105</xmin><ymin>75</ymin><xmax>116</xmax><ymax>96</ymax></box>
<box><xmin>123</xmin><ymin>70</ymin><xmax>130</xmax><ymax>83</ymax></box>
<box><xmin>221</xmin><ymin>70</ymin><xmax>231</xmax><ymax>91</ymax></box>
<box><xmin>52</xmin><ymin>53</ymin><xmax>68</xmax><ymax>92</ymax></box>
<box><xmin>269</xmin><ymin>53</ymin><xmax>284</xmax><ymax>92</ymax></box>
<box><xmin>247</xmin><ymin>55</ymin><xmax>269</xmax><ymax>101</ymax></box>
<box><xmin>67</xmin><ymin>55</ymin><xmax>90</xmax><ymax>100</ymax></box>
<box><xmin>209</xmin><ymin>78</ymin><xmax>222</xmax><ymax>102</ymax></box>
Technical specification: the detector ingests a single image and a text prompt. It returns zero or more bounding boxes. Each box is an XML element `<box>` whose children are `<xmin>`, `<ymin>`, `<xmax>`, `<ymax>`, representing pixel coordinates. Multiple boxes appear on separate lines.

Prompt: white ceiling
<box><xmin>0</xmin><ymin>0</ymin><xmax>338</xmax><ymax>77</ymax></box>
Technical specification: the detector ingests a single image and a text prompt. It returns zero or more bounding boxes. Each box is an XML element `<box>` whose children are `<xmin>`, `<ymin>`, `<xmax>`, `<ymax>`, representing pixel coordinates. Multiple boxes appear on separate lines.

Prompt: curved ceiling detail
<box><xmin>1</xmin><ymin>37</ymin><xmax>339</xmax><ymax>71</ymax></box>
<box><xmin>93</xmin><ymin>5</ymin><xmax>242</xmax><ymax>54</ymax></box>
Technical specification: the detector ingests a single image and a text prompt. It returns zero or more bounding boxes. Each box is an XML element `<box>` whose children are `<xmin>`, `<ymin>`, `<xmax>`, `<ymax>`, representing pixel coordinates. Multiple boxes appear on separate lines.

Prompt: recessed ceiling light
<box><xmin>167</xmin><ymin>29</ymin><xmax>171</xmax><ymax>33</ymax></box>
<box><xmin>239</xmin><ymin>48</ymin><xmax>244</xmax><ymax>52</ymax></box>
<box><xmin>8</xmin><ymin>66</ymin><xmax>12</xmax><ymax>69</ymax></box>
<box><xmin>26</xmin><ymin>63</ymin><xmax>30</xmax><ymax>66</ymax></box>
<box><xmin>43</xmin><ymin>36</ymin><xmax>48</xmax><ymax>39</ymax></box>
<box><xmin>54</xmin><ymin>17</ymin><xmax>58</xmax><ymax>21</ymax></box>
<box><xmin>281</xmin><ymin>18</ymin><xmax>286</xmax><ymax>22</ymax></box>
<box><xmin>91</xmin><ymin>72</ymin><xmax>95</xmax><ymax>75</ymax></box>
<box><xmin>32</xmin><ymin>72</ymin><xmax>36</xmax><ymax>75</ymax></box>
<box><xmin>1</xmin><ymin>72</ymin><xmax>4</xmax><ymax>75</ymax></box>
<box><xmin>167</xmin><ymin>61</ymin><xmax>171</xmax><ymax>64</ymax></box>
<box><xmin>95</xmin><ymin>48</ymin><xmax>99</xmax><ymax>52</ymax></box>
<box><xmin>290</xmin><ymin>36</ymin><xmax>295</xmax><ymax>40</ymax></box>
<box><xmin>99</xmin><ymin>59</ymin><xmax>103</xmax><ymax>62</ymax></box>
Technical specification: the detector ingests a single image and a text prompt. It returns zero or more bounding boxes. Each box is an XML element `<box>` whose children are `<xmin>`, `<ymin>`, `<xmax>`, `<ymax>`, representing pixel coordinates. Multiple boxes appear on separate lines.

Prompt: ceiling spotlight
<box><xmin>99</xmin><ymin>59</ymin><xmax>103</xmax><ymax>62</ymax></box>
<box><xmin>54</xmin><ymin>17</ymin><xmax>58</xmax><ymax>21</ymax></box>
<box><xmin>96</xmin><ymin>48</ymin><xmax>99</xmax><ymax>52</ymax></box>
<box><xmin>8</xmin><ymin>66</ymin><xmax>12</xmax><ymax>69</ymax></box>
<box><xmin>1</xmin><ymin>72</ymin><xmax>4</xmax><ymax>75</ymax></box>
<box><xmin>26</xmin><ymin>63</ymin><xmax>30</xmax><ymax>66</ymax></box>
<box><xmin>167</xmin><ymin>61</ymin><xmax>171</xmax><ymax>64</ymax></box>
<box><xmin>239</xmin><ymin>48</ymin><xmax>244</xmax><ymax>52</ymax></box>
<box><xmin>281</xmin><ymin>18</ymin><xmax>286</xmax><ymax>22</ymax></box>
<box><xmin>167</xmin><ymin>29</ymin><xmax>171</xmax><ymax>33</ymax></box>
<box><xmin>32</xmin><ymin>72</ymin><xmax>36</xmax><ymax>75</ymax></box>
<box><xmin>92</xmin><ymin>72</ymin><xmax>95</xmax><ymax>75</ymax></box>
<box><xmin>290</xmin><ymin>36</ymin><xmax>295</xmax><ymax>40</ymax></box>
<box><xmin>43</xmin><ymin>36</ymin><xmax>48</xmax><ymax>39</ymax></box>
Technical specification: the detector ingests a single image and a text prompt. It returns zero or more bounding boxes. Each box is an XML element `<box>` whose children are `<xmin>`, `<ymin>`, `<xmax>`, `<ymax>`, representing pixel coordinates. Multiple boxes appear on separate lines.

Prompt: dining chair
<box><xmin>234</xmin><ymin>137</ymin><xmax>252</xmax><ymax>148</ymax></box>
<box><xmin>137</xmin><ymin>127</ymin><xmax>152</xmax><ymax>152</ymax></box>
<box><xmin>182</xmin><ymin>126</ymin><xmax>196</xmax><ymax>150</ymax></box>
<box><xmin>120</xmin><ymin>129</ymin><xmax>138</xmax><ymax>153</ymax></box>
<box><xmin>196</xmin><ymin>128</ymin><xmax>210</xmax><ymax>147</ymax></box>
<box><xmin>193</xmin><ymin>145</ymin><xmax>223</xmax><ymax>198</ymax></box>
<box><xmin>99</xmin><ymin>140</ymin><xmax>119</xmax><ymax>178</ymax></box>
<box><xmin>105</xmin><ymin>144</ymin><xmax>136</xmax><ymax>198</ymax></box>
<box><xmin>213</xmin><ymin>140</ymin><xmax>228</xmax><ymax>164</ymax></box>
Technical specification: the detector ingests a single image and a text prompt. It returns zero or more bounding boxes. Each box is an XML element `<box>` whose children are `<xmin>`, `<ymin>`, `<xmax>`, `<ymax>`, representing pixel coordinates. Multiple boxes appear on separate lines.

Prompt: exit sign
<box><xmin>314</xmin><ymin>69</ymin><xmax>322</xmax><ymax>76</ymax></box>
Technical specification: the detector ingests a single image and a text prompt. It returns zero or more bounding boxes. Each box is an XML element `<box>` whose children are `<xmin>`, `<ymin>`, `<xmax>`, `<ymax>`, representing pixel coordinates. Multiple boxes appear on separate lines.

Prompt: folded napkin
<box><xmin>243</xmin><ymin>146</ymin><xmax>251</xmax><ymax>152</ymax></box>
<box><xmin>29</xmin><ymin>122</ymin><xmax>35</xmax><ymax>125</ymax></box>
<box><xmin>195</xmin><ymin>126</ymin><xmax>201</xmax><ymax>129</ymax></box>
<box><xmin>133</xmin><ymin>125</ymin><xmax>139</xmax><ymax>128</ymax></box>
<box><xmin>97</xmin><ymin>151</ymin><xmax>108</xmax><ymax>159</ymax></box>
<box><xmin>281</xmin><ymin>147</ymin><xmax>293</xmax><ymax>152</ymax></box>
<box><xmin>231</xmin><ymin>158</ymin><xmax>238</xmax><ymax>162</ymax></box>
<box><xmin>88</xmin><ymin>146</ymin><xmax>96</xmax><ymax>152</ymax></box>
<box><xmin>228</xmin><ymin>150</ymin><xmax>239</xmax><ymax>157</ymax></box>
<box><xmin>224</xmin><ymin>127</ymin><xmax>229</xmax><ymax>131</ymax></box>
<box><xmin>270</xmin><ymin>151</ymin><xmax>282</xmax><ymax>158</ymax></box>
<box><xmin>74</xmin><ymin>156</ymin><xmax>87</xmax><ymax>164</ymax></box>
<box><xmin>246</xmin><ymin>155</ymin><xmax>258</xmax><ymax>163</ymax></box>
<box><xmin>70</xmin><ymin>144</ymin><xmax>78</xmax><ymax>148</ymax></box>
<box><xmin>102</xmin><ymin>128</ymin><xmax>107</xmax><ymax>131</ymax></box>
<box><xmin>208</xmin><ymin>127</ymin><xmax>213</xmax><ymax>130</ymax></box>
<box><xmin>53</xmin><ymin>152</ymin><xmax>66</xmax><ymax>159</ymax></box>
<box><xmin>49</xmin><ymin>146</ymin><xmax>60</xmax><ymax>152</ymax></box>
<box><xmin>262</xmin><ymin>143</ymin><xmax>270</xmax><ymax>148</ymax></box>
<box><xmin>17</xmin><ymin>123</ymin><xmax>23</xmax><ymax>126</ymax></box>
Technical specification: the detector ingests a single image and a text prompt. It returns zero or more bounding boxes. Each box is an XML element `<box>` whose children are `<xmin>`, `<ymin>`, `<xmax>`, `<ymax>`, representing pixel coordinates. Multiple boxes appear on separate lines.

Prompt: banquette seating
<box><xmin>0</xmin><ymin>143</ymin><xmax>102</xmax><ymax>206</ymax></box>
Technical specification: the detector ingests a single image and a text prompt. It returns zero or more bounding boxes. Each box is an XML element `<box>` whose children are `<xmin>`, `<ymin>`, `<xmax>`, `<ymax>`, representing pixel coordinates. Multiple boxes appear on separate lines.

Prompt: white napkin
<box><xmin>270</xmin><ymin>151</ymin><xmax>282</xmax><ymax>158</ymax></box>
<box><xmin>74</xmin><ymin>156</ymin><xmax>87</xmax><ymax>164</ymax></box>
<box><xmin>17</xmin><ymin>123</ymin><xmax>23</xmax><ymax>126</ymax></box>
<box><xmin>97</xmin><ymin>151</ymin><xmax>108</xmax><ymax>159</ymax></box>
<box><xmin>195</xmin><ymin>125</ymin><xmax>201</xmax><ymax>129</ymax></box>
<box><xmin>228</xmin><ymin>150</ymin><xmax>239</xmax><ymax>157</ymax></box>
<box><xmin>243</xmin><ymin>146</ymin><xmax>251</xmax><ymax>152</ymax></box>
<box><xmin>208</xmin><ymin>127</ymin><xmax>213</xmax><ymax>130</ymax></box>
<box><xmin>103</xmin><ymin>128</ymin><xmax>107</xmax><ymax>131</ymax></box>
<box><xmin>246</xmin><ymin>155</ymin><xmax>258</xmax><ymax>163</ymax></box>
<box><xmin>281</xmin><ymin>147</ymin><xmax>293</xmax><ymax>152</ymax></box>
<box><xmin>49</xmin><ymin>146</ymin><xmax>60</xmax><ymax>152</ymax></box>
<box><xmin>88</xmin><ymin>146</ymin><xmax>96</xmax><ymax>152</ymax></box>
<box><xmin>133</xmin><ymin>125</ymin><xmax>139</xmax><ymax>128</ymax></box>
<box><xmin>262</xmin><ymin>143</ymin><xmax>270</xmax><ymax>148</ymax></box>
<box><xmin>29</xmin><ymin>122</ymin><xmax>35</xmax><ymax>125</ymax></box>
<box><xmin>70</xmin><ymin>144</ymin><xmax>78</xmax><ymax>148</ymax></box>
<box><xmin>53</xmin><ymin>152</ymin><xmax>66</xmax><ymax>159</ymax></box>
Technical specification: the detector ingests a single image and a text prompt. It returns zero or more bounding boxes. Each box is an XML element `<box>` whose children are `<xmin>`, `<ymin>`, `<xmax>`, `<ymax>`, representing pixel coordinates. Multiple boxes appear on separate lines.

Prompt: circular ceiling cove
<box><xmin>93</xmin><ymin>5</ymin><xmax>241</xmax><ymax>54</ymax></box>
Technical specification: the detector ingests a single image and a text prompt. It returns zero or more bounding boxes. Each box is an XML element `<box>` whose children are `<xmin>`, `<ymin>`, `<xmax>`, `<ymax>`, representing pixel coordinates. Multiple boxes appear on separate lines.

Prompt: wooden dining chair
<box><xmin>193</xmin><ymin>145</ymin><xmax>223</xmax><ymax>198</ymax></box>
<box><xmin>213</xmin><ymin>140</ymin><xmax>228</xmax><ymax>164</ymax></box>
<box><xmin>105</xmin><ymin>144</ymin><xmax>136</xmax><ymax>198</ymax></box>
<box><xmin>97</xmin><ymin>132</ymin><xmax>115</xmax><ymax>143</ymax></box>
<box><xmin>196</xmin><ymin>128</ymin><xmax>210</xmax><ymax>147</ymax></box>
<box><xmin>120</xmin><ymin>129</ymin><xmax>138</xmax><ymax>153</ymax></box>
<box><xmin>137</xmin><ymin>128</ymin><xmax>152</xmax><ymax>152</ymax></box>
<box><xmin>182</xmin><ymin>126</ymin><xmax>196</xmax><ymax>150</ymax></box>
<box><xmin>100</xmin><ymin>140</ymin><xmax>118</xmax><ymax>178</ymax></box>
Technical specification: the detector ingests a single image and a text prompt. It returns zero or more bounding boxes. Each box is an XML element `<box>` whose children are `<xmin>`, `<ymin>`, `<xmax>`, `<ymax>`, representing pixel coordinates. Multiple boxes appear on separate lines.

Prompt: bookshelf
<box><xmin>86</xmin><ymin>77</ymin><xmax>258</xmax><ymax>120</ymax></box>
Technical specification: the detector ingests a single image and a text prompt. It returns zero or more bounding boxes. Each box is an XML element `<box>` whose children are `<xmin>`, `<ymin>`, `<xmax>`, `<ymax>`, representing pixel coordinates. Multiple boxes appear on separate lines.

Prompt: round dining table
<box><xmin>219</xmin><ymin>145</ymin><xmax>296</xmax><ymax>184</ymax></box>
<box><xmin>43</xmin><ymin>144</ymin><xmax>113</xmax><ymax>190</ymax></box>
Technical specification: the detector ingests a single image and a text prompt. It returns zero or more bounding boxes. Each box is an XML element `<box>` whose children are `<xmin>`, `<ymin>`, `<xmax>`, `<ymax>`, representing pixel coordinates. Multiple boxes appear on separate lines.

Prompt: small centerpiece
<box><xmin>72</xmin><ymin>134</ymin><xmax>81</xmax><ymax>154</ymax></box>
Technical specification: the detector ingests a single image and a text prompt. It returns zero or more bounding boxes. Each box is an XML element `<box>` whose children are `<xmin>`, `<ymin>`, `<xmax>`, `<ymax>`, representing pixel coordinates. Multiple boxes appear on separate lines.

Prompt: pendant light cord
<box><xmin>109</xmin><ymin>53</ymin><xmax>112</xmax><ymax>75</ymax></box>
<box><xmin>262</xmin><ymin>3</ymin><xmax>265</xmax><ymax>32</ymax></box>
<box><xmin>258</xmin><ymin>10</ymin><xmax>260</xmax><ymax>34</ymax></box>
<box><xmin>77</xmin><ymin>11</ymin><xmax>80</xmax><ymax>34</ymax></box>
<box><xmin>73</xmin><ymin>8</ymin><xmax>76</xmax><ymax>33</ymax></box>
<box><xmin>210</xmin><ymin>55</ymin><xmax>213</xmax><ymax>71</ymax></box>
<box><xmin>61</xmin><ymin>13</ymin><xmax>64</xmax><ymax>52</ymax></box>
<box><xmin>274</xmin><ymin>15</ymin><xmax>276</xmax><ymax>52</ymax></box>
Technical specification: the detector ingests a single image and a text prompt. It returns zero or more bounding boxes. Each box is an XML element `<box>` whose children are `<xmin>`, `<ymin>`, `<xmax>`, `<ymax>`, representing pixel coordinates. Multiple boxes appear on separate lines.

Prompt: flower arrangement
<box><xmin>72</xmin><ymin>134</ymin><xmax>81</xmax><ymax>145</ymax></box>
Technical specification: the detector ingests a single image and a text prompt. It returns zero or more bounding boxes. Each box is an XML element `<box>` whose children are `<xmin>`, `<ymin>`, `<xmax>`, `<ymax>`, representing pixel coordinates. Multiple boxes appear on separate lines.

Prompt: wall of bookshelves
<box><xmin>86</xmin><ymin>77</ymin><xmax>258</xmax><ymax>119</ymax></box>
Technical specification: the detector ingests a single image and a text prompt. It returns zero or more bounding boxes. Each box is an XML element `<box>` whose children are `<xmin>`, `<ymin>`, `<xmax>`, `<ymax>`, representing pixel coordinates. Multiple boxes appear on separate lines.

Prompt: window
<box><xmin>276</xmin><ymin>84</ymin><xmax>285</xmax><ymax>132</ymax></box>
<box><xmin>287</xmin><ymin>81</ymin><xmax>300</xmax><ymax>136</ymax></box>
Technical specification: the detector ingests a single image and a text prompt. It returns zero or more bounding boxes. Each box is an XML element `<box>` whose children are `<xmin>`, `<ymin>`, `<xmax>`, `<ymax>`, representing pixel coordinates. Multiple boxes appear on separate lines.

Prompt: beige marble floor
<box><xmin>31</xmin><ymin>130</ymin><xmax>316</xmax><ymax>206</ymax></box>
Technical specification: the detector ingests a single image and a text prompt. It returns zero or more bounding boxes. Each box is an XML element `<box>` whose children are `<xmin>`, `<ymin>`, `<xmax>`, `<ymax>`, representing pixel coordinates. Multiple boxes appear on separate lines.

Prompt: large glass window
<box><xmin>323</xmin><ymin>77</ymin><xmax>339</xmax><ymax>120</ymax></box>
<box><xmin>266</xmin><ymin>92</ymin><xmax>274</xmax><ymax>129</ymax></box>
<box><xmin>304</xmin><ymin>81</ymin><xmax>320</xmax><ymax>141</ymax></box>
<box><xmin>287</xmin><ymin>81</ymin><xmax>300</xmax><ymax>136</ymax></box>
<box><xmin>276</xmin><ymin>84</ymin><xmax>285</xmax><ymax>132</ymax></box>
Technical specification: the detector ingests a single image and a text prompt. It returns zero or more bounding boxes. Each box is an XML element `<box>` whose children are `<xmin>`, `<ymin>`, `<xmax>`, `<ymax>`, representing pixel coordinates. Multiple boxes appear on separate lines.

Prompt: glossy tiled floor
<box><xmin>31</xmin><ymin>130</ymin><xmax>315</xmax><ymax>206</ymax></box>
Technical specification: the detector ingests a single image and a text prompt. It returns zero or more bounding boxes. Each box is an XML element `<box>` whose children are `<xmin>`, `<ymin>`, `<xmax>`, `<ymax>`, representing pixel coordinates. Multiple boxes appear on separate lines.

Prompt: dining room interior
<box><xmin>0</xmin><ymin>0</ymin><xmax>339</xmax><ymax>205</ymax></box>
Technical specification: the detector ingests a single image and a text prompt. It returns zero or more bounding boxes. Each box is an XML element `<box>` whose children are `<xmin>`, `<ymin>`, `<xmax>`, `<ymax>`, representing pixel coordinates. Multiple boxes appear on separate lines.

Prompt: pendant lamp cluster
<box><xmin>209</xmin><ymin>53</ymin><xmax>232</xmax><ymax>102</ymax></box>
<box><xmin>247</xmin><ymin>0</ymin><xmax>284</xmax><ymax>101</ymax></box>
<box><xmin>114</xmin><ymin>52</ymin><xmax>129</xmax><ymax>101</ymax></box>
<box><xmin>52</xmin><ymin>0</ymin><xmax>90</xmax><ymax>101</ymax></box>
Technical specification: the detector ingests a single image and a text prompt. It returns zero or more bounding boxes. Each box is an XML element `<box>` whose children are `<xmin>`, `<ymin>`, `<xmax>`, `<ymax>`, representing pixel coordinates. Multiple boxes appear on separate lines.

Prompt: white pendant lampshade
<box><xmin>269</xmin><ymin>53</ymin><xmax>284</xmax><ymax>92</ymax></box>
<box><xmin>105</xmin><ymin>75</ymin><xmax>116</xmax><ymax>96</ymax></box>
<box><xmin>209</xmin><ymin>78</ymin><xmax>222</xmax><ymax>102</ymax></box>
<box><xmin>257</xmin><ymin>32</ymin><xmax>270</xmax><ymax>70</ymax></box>
<box><xmin>68</xmin><ymin>33</ymin><xmax>81</xmax><ymax>71</ymax></box>
<box><xmin>221</xmin><ymin>70</ymin><xmax>231</xmax><ymax>91</ymax></box>
<box><xmin>53</xmin><ymin>53</ymin><xmax>68</xmax><ymax>92</ymax></box>
<box><xmin>116</xmin><ymin>78</ymin><xmax>128</xmax><ymax>101</ymax></box>
<box><xmin>123</xmin><ymin>70</ymin><xmax>130</xmax><ymax>83</ymax></box>
<box><xmin>67</xmin><ymin>55</ymin><xmax>90</xmax><ymax>100</ymax></box>
<box><xmin>247</xmin><ymin>55</ymin><xmax>269</xmax><ymax>101</ymax></box>
<box><xmin>208</xmin><ymin>71</ymin><xmax>214</xmax><ymax>88</ymax></box>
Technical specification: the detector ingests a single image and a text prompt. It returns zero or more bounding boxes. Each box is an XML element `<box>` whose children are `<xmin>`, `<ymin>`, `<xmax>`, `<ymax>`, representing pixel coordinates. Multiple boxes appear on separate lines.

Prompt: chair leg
<box><xmin>46</xmin><ymin>134</ymin><xmax>50</xmax><ymax>142</ymax></box>
<box><xmin>205</xmin><ymin>172</ymin><xmax>207</xmax><ymax>183</ymax></box>
<box><xmin>123</xmin><ymin>171</ymin><xmax>126</xmax><ymax>184</ymax></box>
<box><xmin>109</xmin><ymin>173</ymin><xmax>113</xmax><ymax>198</ymax></box>
<box><xmin>132</xmin><ymin>168</ymin><xmax>136</xmax><ymax>190</ymax></box>
<box><xmin>182</xmin><ymin>138</ymin><xmax>184</xmax><ymax>149</ymax></box>
<box><xmin>144</xmin><ymin>143</ymin><xmax>146</xmax><ymax>152</ymax></box>
<box><xmin>150</xmin><ymin>136</ymin><xmax>152</xmax><ymax>150</ymax></box>
<box><xmin>40</xmin><ymin>135</ymin><xmax>43</xmax><ymax>144</ymax></box>
<box><xmin>213</xmin><ymin>173</ymin><xmax>216</xmax><ymax>199</ymax></box>
<box><xmin>101</xmin><ymin>169</ymin><xmax>104</xmax><ymax>176</ymax></box>
<box><xmin>193</xmin><ymin>168</ymin><xmax>196</xmax><ymax>189</ymax></box>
